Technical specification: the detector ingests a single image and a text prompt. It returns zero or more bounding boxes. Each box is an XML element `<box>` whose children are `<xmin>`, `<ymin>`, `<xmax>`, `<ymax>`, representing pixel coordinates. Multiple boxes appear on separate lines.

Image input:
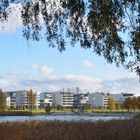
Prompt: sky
<box><xmin>0</xmin><ymin>3</ymin><xmax>140</xmax><ymax>95</ymax></box>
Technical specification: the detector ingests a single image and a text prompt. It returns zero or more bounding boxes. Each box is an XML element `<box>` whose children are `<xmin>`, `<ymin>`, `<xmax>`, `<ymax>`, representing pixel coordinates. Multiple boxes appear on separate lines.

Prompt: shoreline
<box><xmin>45</xmin><ymin>112</ymin><xmax>138</xmax><ymax>118</ymax></box>
<box><xmin>0</xmin><ymin>111</ymin><xmax>138</xmax><ymax>118</ymax></box>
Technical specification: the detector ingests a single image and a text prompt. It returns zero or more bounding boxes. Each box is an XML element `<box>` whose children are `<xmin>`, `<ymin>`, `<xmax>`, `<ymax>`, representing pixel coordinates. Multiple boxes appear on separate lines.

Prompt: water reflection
<box><xmin>0</xmin><ymin>115</ymin><xmax>129</xmax><ymax>122</ymax></box>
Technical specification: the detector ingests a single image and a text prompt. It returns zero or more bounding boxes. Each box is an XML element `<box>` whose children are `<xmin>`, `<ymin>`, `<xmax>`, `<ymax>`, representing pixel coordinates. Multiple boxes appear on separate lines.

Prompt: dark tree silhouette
<box><xmin>0</xmin><ymin>0</ymin><xmax>140</xmax><ymax>78</ymax></box>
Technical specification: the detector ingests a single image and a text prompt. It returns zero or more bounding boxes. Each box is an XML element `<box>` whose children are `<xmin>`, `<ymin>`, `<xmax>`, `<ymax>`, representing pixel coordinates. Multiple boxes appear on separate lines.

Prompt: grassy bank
<box><xmin>0</xmin><ymin>111</ymin><xmax>33</xmax><ymax>116</ymax></box>
<box><xmin>0</xmin><ymin>119</ymin><xmax>140</xmax><ymax>140</ymax></box>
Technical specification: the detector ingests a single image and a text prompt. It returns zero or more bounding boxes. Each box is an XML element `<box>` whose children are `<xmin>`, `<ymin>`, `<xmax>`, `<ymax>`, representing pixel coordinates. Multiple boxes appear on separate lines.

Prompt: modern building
<box><xmin>52</xmin><ymin>91</ymin><xmax>74</xmax><ymax>108</ymax></box>
<box><xmin>111</xmin><ymin>93</ymin><xmax>134</xmax><ymax>105</ymax></box>
<box><xmin>4</xmin><ymin>90</ymin><xmax>27</xmax><ymax>109</ymax></box>
<box><xmin>40</xmin><ymin>92</ymin><xmax>52</xmax><ymax>107</ymax></box>
<box><xmin>4</xmin><ymin>90</ymin><xmax>40</xmax><ymax>109</ymax></box>
<box><xmin>88</xmin><ymin>92</ymin><xmax>110</xmax><ymax>108</ymax></box>
<box><xmin>73</xmin><ymin>93</ymin><xmax>88</xmax><ymax>108</ymax></box>
<box><xmin>3</xmin><ymin>90</ymin><xmax>135</xmax><ymax>110</ymax></box>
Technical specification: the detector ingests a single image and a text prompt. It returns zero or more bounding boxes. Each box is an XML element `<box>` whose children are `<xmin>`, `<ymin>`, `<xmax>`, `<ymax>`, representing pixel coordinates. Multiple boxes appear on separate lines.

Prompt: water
<box><xmin>0</xmin><ymin>115</ymin><xmax>129</xmax><ymax>122</ymax></box>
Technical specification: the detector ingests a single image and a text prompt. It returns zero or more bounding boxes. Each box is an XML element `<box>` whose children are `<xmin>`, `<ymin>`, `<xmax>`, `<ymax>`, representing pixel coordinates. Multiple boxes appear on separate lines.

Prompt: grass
<box><xmin>0</xmin><ymin>111</ymin><xmax>33</xmax><ymax>116</ymax></box>
<box><xmin>1</xmin><ymin>108</ymin><xmax>139</xmax><ymax>116</ymax></box>
<box><xmin>0</xmin><ymin>119</ymin><xmax>140</xmax><ymax>140</ymax></box>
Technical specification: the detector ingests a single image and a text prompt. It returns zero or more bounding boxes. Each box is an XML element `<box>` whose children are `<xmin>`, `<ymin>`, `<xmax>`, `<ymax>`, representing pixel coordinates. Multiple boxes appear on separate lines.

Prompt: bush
<box><xmin>45</xmin><ymin>106</ymin><xmax>51</xmax><ymax>113</ymax></box>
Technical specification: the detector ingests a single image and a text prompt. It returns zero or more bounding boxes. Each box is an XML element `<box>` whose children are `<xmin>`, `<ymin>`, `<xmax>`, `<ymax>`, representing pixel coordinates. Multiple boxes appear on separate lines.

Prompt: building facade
<box><xmin>4</xmin><ymin>90</ymin><xmax>40</xmax><ymax>109</ymax></box>
<box><xmin>88</xmin><ymin>92</ymin><xmax>110</xmax><ymax>108</ymax></box>
<box><xmin>52</xmin><ymin>92</ymin><xmax>74</xmax><ymax>108</ymax></box>
<box><xmin>40</xmin><ymin>92</ymin><xmax>52</xmax><ymax>107</ymax></box>
<box><xmin>111</xmin><ymin>93</ymin><xmax>134</xmax><ymax>105</ymax></box>
<box><xmin>73</xmin><ymin>93</ymin><xmax>88</xmax><ymax>108</ymax></box>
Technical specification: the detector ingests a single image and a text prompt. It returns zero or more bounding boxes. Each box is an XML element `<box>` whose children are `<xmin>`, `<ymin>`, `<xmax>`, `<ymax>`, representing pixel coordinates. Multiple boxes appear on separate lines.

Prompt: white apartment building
<box><xmin>88</xmin><ymin>92</ymin><xmax>110</xmax><ymax>108</ymax></box>
<box><xmin>15</xmin><ymin>90</ymin><xmax>28</xmax><ymax>109</ymax></box>
<box><xmin>111</xmin><ymin>93</ymin><xmax>134</xmax><ymax>105</ymax></box>
<box><xmin>4</xmin><ymin>91</ymin><xmax>26</xmax><ymax>108</ymax></box>
<box><xmin>36</xmin><ymin>92</ymin><xmax>41</xmax><ymax>108</ymax></box>
<box><xmin>3</xmin><ymin>90</ymin><xmax>135</xmax><ymax>110</ymax></box>
<box><xmin>40</xmin><ymin>92</ymin><xmax>52</xmax><ymax>107</ymax></box>
<box><xmin>4</xmin><ymin>90</ymin><xmax>40</xmax><ymax>109</ymax></box>
<box><xmin>73</xmin><ymin>94</ymin><xmax>88</xmax><ymax>108</ymax></box>
<box><xmin>52</xmin><ymin>91</ymin><xmax>74</xmax><ymax>107</ymax></box>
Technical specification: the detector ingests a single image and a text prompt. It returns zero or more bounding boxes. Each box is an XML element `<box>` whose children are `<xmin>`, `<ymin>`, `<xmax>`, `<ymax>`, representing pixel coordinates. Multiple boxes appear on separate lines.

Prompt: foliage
<box><xmin>0</xmin><ymin>119</ymin><xmax>140</xmax><ymax>140</ymax></box>
<box><xmin>56</xmin><ymin>105</ymin><xmax>64</xmax><ymax>111</ymax></box>
<box><xmin>123</xmin><ymin>97</ymin><xmax>140</xmax><ymax>111</ymax></box>
<box><xmin>45</xmin><ymin>105</ymin><xmax>51</xmax><ymax>113</ymax></box>
<box><xmin>0</xmin><ymin>0</ymin><xmax>140</xmax><ymax>76</ymax></box>
<box><xmin>82</xmin><ymin>103</ymin><xmax>91</xmax><ymax>112</ymax></box>
<box><xmin>108</xmin><ymin>96</ymin><xmax>116</xmax><ymax>110</ymax></box>
<box><xmin>26</xmin><ymin>89</ymin><xmax>37</xmax><ymax>111</ymax></box>
<box><xmin>0</xmin><ymin>89</ymin><xmax>6</xmax><ymax>111</ymax></box>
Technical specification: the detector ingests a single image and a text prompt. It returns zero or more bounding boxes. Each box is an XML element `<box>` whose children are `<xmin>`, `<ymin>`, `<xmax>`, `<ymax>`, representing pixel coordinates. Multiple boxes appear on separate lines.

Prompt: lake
<box><xmin>0</xmin><ymin>114</ymin><xmax>130</xmax><ymax>122</ymax></box>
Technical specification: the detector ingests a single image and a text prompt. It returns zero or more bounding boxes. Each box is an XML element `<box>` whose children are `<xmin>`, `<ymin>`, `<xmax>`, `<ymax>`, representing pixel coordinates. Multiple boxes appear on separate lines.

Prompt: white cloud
<box><xmin>100</xmin><ymin>74</ymin><xmax>140</xmax><ymax>94</ymax></box>
<box><xmin>83</xmin><ymin>60</ymin><xmax>94</xmax><ymax>68</ymax></box>
<box><xmin>0</xmin><ymin>80</ymin><xmax>8</xmax><ymax>85</ymax></box>
<box><xmin>31</xmin><ymin>64</ymin><xmax>54</xmax><ymax>75</ymax></box>
<box><xmin>40</xmin><ymin>65</ymin><xmax>54</xmax><ymax>75</ymax></box>
<box><xmin>1</xmin><ymin>67</ymin><xmax>140</xmax><ymax>95</ymax></box>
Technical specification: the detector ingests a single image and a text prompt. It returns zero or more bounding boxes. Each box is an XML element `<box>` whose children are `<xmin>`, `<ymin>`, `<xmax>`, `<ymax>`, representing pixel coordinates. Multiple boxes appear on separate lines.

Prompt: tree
<box><xmin>0</xmin><ymin>89</ymin><xmax>7</xmax><ymax>111</ymax></box>
<box><xmin>123</xmin><ymin>97</ymin><xmax>132</xmax><ymax>112</ymax></box>
<box><xmin>45</xmin><ymin>105</ymin><xmax>51</xmax><ymax>113</ymax></box>
<box><xmin>26</xmin><ymin>89</ymin><xmax>37</xmax><ymax>111</ymax></box>
<box><xmin>108</xmin><ymin>96</ymin><xmax>116</xmax><ymax>111</ymax></box>
<box><xmin>137</xmin><ymin>97</ymin><xmax>140</xmax><ymax>110</ymax></box>
<box><xmin>124</xmin><ymin>97</ymin><xmax>140</xmax><ymax>111</ymax></box>
<box><xmin>82</xmin><ymin>103</ymin><xmax>91</xmax><ymax>112</ymax></box>
<box><xmin>56</xmin><ymin>105</ymin><xmax>64</xmax><ymax>111</ymax></box>
<box><xmin>0</xmin><ymin>0</ymin><xmax>140</xmax><ymax>77</ymax></box>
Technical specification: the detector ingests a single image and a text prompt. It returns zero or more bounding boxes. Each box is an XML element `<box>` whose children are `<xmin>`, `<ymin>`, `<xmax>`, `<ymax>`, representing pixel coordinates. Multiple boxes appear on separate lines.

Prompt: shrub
<box><xmin>45</xmin><ymin>106</ymin><xmax>51</xmax><ymax>113</ymax></box>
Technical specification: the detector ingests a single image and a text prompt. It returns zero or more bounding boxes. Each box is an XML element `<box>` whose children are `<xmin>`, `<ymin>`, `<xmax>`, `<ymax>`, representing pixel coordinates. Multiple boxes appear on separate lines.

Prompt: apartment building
<box><xmin>111</xmin><ymin>93</ymin><xmax>134</xmax><ymax>105</ymax></box>
<box><xmin>52</xmin><ymin>91</ymin><xmax>74</xmax><ymax>108</ymax></box>
<box><xmin>4</xmin><ymin>90</ymin><xmax>27</xmax><ymax>109</ymax></box>
<box><xmin>40</xmin><ymin>92</ymin><xmax>52</xmax><ymax>107</ymax></box>
<box><xmin>4</xmin><ymin>90</ymin><xmax>40</xmax><ymax>109</ymax></box>
<box><xmin>88</xmin><ymin>92</ymin><xmax>110</xmax><ymax>108</ymax></box>
<box><xmin>3</xmin><ymin>90</ymin><xmax>135</xmax><ymax>109</ymax></box>
<box><xmin>73</xmin><ymin>93</ymin><xmax>88</xmax><ymax>108</ymax></box>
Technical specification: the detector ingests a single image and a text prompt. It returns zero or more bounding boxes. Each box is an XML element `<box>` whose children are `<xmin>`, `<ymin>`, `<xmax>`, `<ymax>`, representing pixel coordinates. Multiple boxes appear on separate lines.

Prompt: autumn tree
<box><xmin>0</xmin><ymin>89</ymin><xmax>7</xmax><ymax>111</ymax></box>
<box><xmin>124</xmin><ymin>97</ymin><xmax>140</xmax><ymax>111</ymax></box>
<box><xmin>123</xmin><ymin>97</ymin><xmax>133</xmax><ymax>112</ymax></box>
<box><xmin>26</xmin><ymin>89</ymin><xmax>37</xmax><ymax>111</ymax></box>
<box><xmin>0</xmin><ymin>0</ymin><xmax>140</xmax><ymax>77</ymax></box>
<box><xmin>137</xmin><ymin>97</ymin><xmax>140</xmax><ymax>110</ymax></box>
<box><xmin>108</xmin><ymin>96</ymin><xmax>116</xmax><ymax>111</ymax></box>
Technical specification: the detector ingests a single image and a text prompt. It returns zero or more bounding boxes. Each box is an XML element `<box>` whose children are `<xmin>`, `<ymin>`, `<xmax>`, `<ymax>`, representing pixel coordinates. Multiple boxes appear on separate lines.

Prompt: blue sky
<box><xmin>0</xmin><ymin>3</ymin><xmax>139</xmax><ymax>95</ymax></box>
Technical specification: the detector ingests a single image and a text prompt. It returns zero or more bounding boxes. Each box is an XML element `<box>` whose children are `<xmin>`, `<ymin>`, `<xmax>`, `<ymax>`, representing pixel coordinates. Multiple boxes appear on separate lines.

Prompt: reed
<box><xmin>0</xmin><ymin>119</ymin><xmax>140</xmax><ymax>140</ymax></box>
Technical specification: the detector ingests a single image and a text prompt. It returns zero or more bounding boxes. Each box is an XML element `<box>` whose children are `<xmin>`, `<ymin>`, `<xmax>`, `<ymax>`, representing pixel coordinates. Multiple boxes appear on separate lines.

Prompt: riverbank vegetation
<box><xmin>0</xmin><ymin>119</ymin><xmax>140</xmax><ymax>140</ymax></box>
<box><xmin>0</xmin><ymin>111</ymin><xmax>33</xmax><ymax>116</ymax></box>
<box><xmin>0</xmin><ymin>107</ymin><xmax>140</xmax><ymax>116</ymax></box>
